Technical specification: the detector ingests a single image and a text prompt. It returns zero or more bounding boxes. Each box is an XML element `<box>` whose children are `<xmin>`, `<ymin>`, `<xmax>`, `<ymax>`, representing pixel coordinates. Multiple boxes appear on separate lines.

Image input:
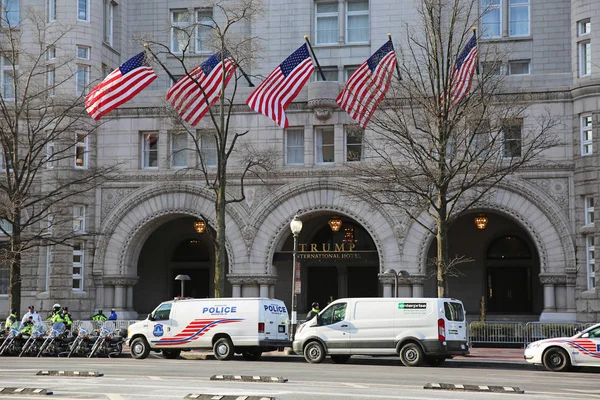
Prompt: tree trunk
<box><xmin>9</xmin><ymin>209</ymin><xmax>21</xmax><ymax>315</ymax></box>
<box><xmin>213</xmin><ymin>175</ymin><xmax>227</xmax><ymax>298</ymax></box>
<box><xmin>436</xmin><ymin>194</ymin><xmax>449</xmax><ymax>298</ymax></box>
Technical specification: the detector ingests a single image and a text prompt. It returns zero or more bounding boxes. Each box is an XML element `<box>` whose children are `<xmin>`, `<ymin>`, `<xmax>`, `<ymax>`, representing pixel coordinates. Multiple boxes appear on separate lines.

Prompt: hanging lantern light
<box><xmin>328</xmin><ymin>216</ymin><xmax>342</xmax><ymax>232</ymax></box>
<box><xmin>193</xmin><ymin>218</ymin><xmax>207</xmax><ymax>234</ymax></box>
<box><xmin>474</xmin><ymin>214</ymin><xmax>489</xmax><ymax>230</ymax></box>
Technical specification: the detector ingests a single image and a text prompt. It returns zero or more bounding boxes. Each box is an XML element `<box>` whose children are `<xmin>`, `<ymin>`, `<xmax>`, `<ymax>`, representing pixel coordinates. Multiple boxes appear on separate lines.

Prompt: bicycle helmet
<box><xmin>311</xmin><ymin>302</ymin><xmax>319</xmax><ymax>308</ymax></box>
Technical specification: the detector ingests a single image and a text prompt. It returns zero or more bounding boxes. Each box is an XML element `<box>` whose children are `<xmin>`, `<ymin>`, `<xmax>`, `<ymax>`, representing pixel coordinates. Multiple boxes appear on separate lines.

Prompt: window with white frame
<box><xmin>44</xmin><ymin>245</ymin><xmax>52</xmax><ymax>292</ymax></box>
<box><xmin>75</xmin><ymin>134</ymin><xmax>88</xmax><ymax>168</ymax></box>
<box><xmin>77</xmin><ymin>0</ymin><xmax>89</xmax><ymax>22</ymax></box>
<box><xmin>1</xmin><ymin>0</ymin><xmax>19</xmax><ymax>27</ymax></box>
<box><xmin>470</xmin><ymin>119</ymin><xmax>491</xmax><ymax>157</ymax></box>
<box><xmin>581</xmin><ymin>114</ymin><xmax>593</xmax><ymax>155</ymax></box>
<box><xmin>502</xmin><ymin>119</ymin><xmax>522</xmax><ymax>158</ymax></box>
<box><xmin>345</xmin><ymin>126</ymin><xmax>363</xmax><ymax>162</ymax></box>
<box><xmin>315</xmin><ymin>126</ymin><xmax>335</xmax><ymax>164</ymax></box>
<box><xmin>47</xmin><ymin>66</ymin><xmax>55</xmax><ymax>96</ymax></box>
<box><xmin>481</xmin><ymin>0</ymin><xmax>501</xmax><ymax>38</ymax></box>
<box><xmin>103</xmin><ymin>1</ymin><xmax>114</xmax><ymax>46</ymax></box>
<box><xmin>578</xmin><ymin>19</ymin><xmax>591</xmax><ymax>37</ymax></box>
<box><xmin>0</xmin><ymin>219</ymin><xmax>12</xmax><ymax>235</ymax></box>
<box><xmin>482</xmin><ymin>61</ymin><xmax>503</xmax><ymax>76</ymax></box>
<box><xmin>73</xmin><ymin>205</ymin><xmax>86</xmax><ymax>232</ymax></box>
<box><xmin>170</xmin><ymin>132</ymin><xmax>188</xmax><ymax>168</ymax></box>
<box><xmin>196</xmin><ymin>8</ymin><xmax>213</xmax><ymax>53</ymax></box>
<box><xmin>76</xmin><ymin>64</ymin><xmax>90</xmax><ymax>95</ymax></box>
<box><xmin>346</xmin><ymin>0</ymin><xmax>369</xmax><ymax>43</ymax></box>
<box><xmin>47</xmin><ymin>0</ymin><xmax>56</xmax><ymax>22</ymax></box>
<box><xmin>77</xmin><ymin>45</ymin><xmax>90</xmax><ymax>60</ymax></box>
<box><xmin>585</xmin><ymin>196</ymin><xmax>595</xmax><ymax>225</ymax></box>
<box><xmin>509</xmin><ymin>0</ymin><xmax>529</xmax><ymax>36</ymax></box>
<box><xmin>587</xmin><ymin>235</ymin><xmax>595</xmax><ymax>290</ymax></box>
<box><xmin>579</xmin><ymin>40</ymin><xmax>591</xmax><ymax>77</ymax></box>
<box><xmin>142</xmin><ymin>132</ymin><xmax>159</xmax><ymax>169</ymax></box>
<box><xmin>72</xmin><ymin>241</ymin><xmax>84</xmax><ymax>290</ymax></box>
<box><xmin>44</xmin><ymin>214</ymin><xmax>54</xmax><ymax>236</ymax></box>
<box><xmin>285</xmin><ymin>129</ymin><xmax>305</xmax><ymax>165</ymax></box>
<box><xmin>171</xmin><ymin>10</ymin><xmax>190</xmax><ymax>53</ymax></box>
<box><xmin>0</xmin><ymin>143</ymin><xmax>13</xmax><ymax>171</ymax></box>
<box><xmin>316</xmin><ymin>2</ymin><xmax>338</xmax><ymax>45</ymax></box>
<box><xmin>1</xmin><ymin>55</ymin><xmax>17</xmax><ymax>101</ymax></box>
<box><xmin>345</xmin><ymin>66</ymin><xmax>358</xmax><ymax>81</ymax></box>
<box><xmin>47</xmin><ymin>46</ymin><xmax>56</xmax><ymax>61</ymax></box>
<box><xmin>508</xmin><ymin>60</ymin><xmax>530</xmax><ymax>75</ymax></box>
<box><xmin>313</xmin><ymin>67</ymin><xmax>338</xmax><ymax>82</ymax></box>
<box><xmin>200</xmin><ymin>135</ymin><xmax>217</xmax><ymax>167</ymax></box>
<box><xmin>46</xmin><ymin>142</ymin><xmax>55</xmax><ymax>169</ymax></box>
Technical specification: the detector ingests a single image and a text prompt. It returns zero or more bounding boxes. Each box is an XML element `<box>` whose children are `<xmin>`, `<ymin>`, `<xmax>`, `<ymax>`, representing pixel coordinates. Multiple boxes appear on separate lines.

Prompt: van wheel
<box><xmin>399</xmin><ymin>343</ymin><xmax>423</xmax><ymax>367</ymax></box>
<box><xmin>214</xmin><ymin>337</ymin><xmax>234</xmax><ymax>361</ymax></box>
<box><xmin>162</xmin><ymin>349</ymin><xmax>181</xmax><ymax>359</ymax></box>
<box><xmin>242</xmin><ymin>349</ymin><xmax>262</xmax><ymax>361</ymax></box>
<box><xmin>130</xmin><ymin>337</ymin><xmax>150</xmax><ymax>360</ymax></box>
<box><xmin>542</xmin><ymin>347</ymin><xmax>571</xmax><ymax>372</ymax></box>
<box><xmin>331</xmin><ymin>355</ymin><xmax>351</xmax><ymax>364</ymax></box>
<box><xmin>426</xmin><ymin>356</ymin><xmax>446</xmax><ymax>366</ymax></box>
<box><xmin>304</xmin><ymin>341</ymin><xmax>325</xmax><ymax>364</ymax></box>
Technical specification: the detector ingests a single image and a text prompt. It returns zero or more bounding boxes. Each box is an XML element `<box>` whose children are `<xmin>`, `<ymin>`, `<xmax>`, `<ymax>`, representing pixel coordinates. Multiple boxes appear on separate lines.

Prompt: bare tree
<box><xmin>141</xmin><ymin>0</ymin><xmax>277</xmax><ymax>297</ymax></box>
<box><xmin>0</xmin><ymin>8</ymin><xmax>116</xmax><ymax>313</ymax></box>
<box><xmin>351</xmin><ymin>0</ymin><xmax>559</xmax><ymax>297</ymax></box>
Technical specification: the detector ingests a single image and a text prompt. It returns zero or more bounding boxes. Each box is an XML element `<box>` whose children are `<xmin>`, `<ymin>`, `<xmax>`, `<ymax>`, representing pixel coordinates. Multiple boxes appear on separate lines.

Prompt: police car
<box><xmin>524</xmin><ymin>323</ymin><xmax>600</xmax><ymax>372</ymax></box>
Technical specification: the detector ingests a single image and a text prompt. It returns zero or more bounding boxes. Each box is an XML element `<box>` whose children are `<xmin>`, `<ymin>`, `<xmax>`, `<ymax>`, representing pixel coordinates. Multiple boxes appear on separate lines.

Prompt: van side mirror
<box><xmin>147</xmin><ymin>313</ymin><xmax>154</xmax><ymax>321</ymax></box>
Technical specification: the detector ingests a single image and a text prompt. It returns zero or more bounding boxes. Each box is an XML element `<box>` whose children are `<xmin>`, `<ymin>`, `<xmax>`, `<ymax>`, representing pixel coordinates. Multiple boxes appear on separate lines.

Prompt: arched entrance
<box><xmin>272</xmin><ymin>214</ymin><xmax>380</xmax><ymax>315</ymax></box>
<box><xmin>134</xmin><ymin>216</ymin><xmax>218</xmax><ymax>314</ymax></box>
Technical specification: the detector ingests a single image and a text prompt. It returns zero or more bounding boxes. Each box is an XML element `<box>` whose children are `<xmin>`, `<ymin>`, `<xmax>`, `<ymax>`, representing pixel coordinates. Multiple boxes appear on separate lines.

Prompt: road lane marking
<box><xmin>147</xmin><ymin>376</ymin><xmax>163</xmax><ymax>380</ymax></box>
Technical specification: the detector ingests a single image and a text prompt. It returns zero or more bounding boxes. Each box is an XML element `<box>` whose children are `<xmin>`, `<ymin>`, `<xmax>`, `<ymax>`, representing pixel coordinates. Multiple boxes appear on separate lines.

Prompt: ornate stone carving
<box><xmin>526</xmin><ymin>177</ymin><xmax>570</xmax><ymax>214</ymax></box>
<box><xmin>539</xmin><ymin>274</ymin><xmax>566</xmax><ymax>285</ymax></box>
<box><xmin>226</xmin><ymin>274</ymin><xmax>278</xmax><ymax>286</ymax></box>
<box><xmin>314</xmin><ymin>108</ymin><xmax>332</xmax><ymax>121</ymax></box>
<box><xmin>103</xmin><ymin>276</ymin><xmax>139</xmax><ymax>286</ymax></box>
<box><xmin>101</xmin><ymin>187</ymin><xmax>138</xmax><ymax>221</ymax></box>
<box><xmin>408</xmin><ymin>275</ymin><xmax>427</xmax><ymax>286</ymax></box>
<box><xmin>242</xmin><ymin>225</ymin><xmax>256</xmax><ymax>255</ymax></box>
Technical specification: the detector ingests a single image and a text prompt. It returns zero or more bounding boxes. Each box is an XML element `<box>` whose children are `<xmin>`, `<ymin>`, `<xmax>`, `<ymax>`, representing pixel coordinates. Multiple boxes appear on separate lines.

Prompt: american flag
<box><xmin>86</xmin><ymin>52</ymin><xmax>157</xmax><ymax>120</ymax></box>
<box><xmin>447</xmin><ymin>35</ymin><xmax>478</xmax><ymax>108</ymax></box>
<box><xmin>246</xmin><ymin>44</ymin><xmax>315</xmax><ymax>128</ymax></box>
<box><xmin>166</xmin><ymin>52</ymin><xmax>236</xmax><ymax>126</ymax></box>
<box><xmin>336</xmin><ymin>40</ymin><xmax>397</xmax><ymax>129</ymax></box>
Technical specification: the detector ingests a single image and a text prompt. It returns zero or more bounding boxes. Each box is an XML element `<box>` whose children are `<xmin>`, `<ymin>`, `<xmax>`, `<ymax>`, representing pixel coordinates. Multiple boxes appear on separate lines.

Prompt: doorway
<box><xmin>307</xmin><ymin>266</ymin><xmax>338</xmax><ymax>311</ymax></box>
<box><xmin>171</xmin><ymin>268</ymin><xmax>210</xmax><ymax>299</ymax></box>
<box><xmin>487</xmin><ymin>267</ymin><xmax>531</xmax><ymax>312</ymax></box>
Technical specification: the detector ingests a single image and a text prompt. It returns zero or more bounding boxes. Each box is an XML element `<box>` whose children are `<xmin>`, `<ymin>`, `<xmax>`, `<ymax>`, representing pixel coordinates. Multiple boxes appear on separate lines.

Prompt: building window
<box><xmin>1</xmin><ymin>55</ymin><xmax>17</xmax><ymax>101</ymax></box>
<box><xmin>0</xmin><ymin>243</ymin><xmax>7</xmax><ymax>294</ymax></box>
<box><xmin>0</xmin><ymin>143</ymin><xmax>13</xmax><ymax>171</ymax></box>
<box><xmin>508</xmin><ymin>60</ymin><xmax>530</xmax><ymax>75</ymax></box>
<box><xmin>509</xmin><ymin>0</ymin><xmax>529</xmax><ymax>36</ymax></box>
<box><xmin>0</xmin><ymin>219</ymin><xmax>12</xmax><ymax>235</ymax></box>
<box><xmin>73</xmin><ymin>205</ymin><xmax>86</xmax><ymax>232</ymax></box>
<box><xmin>47</xmin><ymin>66</ymin><xmax>55</xmax><ymax>96</ymax></box>
<box><xmin>285</xmin><ymin>128</ymin><xmax>305</xmax><ymax>165</ymax></box>
<box><xmin>316</xmin><ymin>126</ymin><xmax>335</xmax><ymax>164</ymax></box>
<box><xmin>44</xmin><ymin>214</ymin><xmax>54</xmax><ymax>236</ymax></box>
<box><xmin>76</xmin><ymin>64</ymin><xmax>90</xmax><ymax>95</ymax></box>
<box><xmin>47</xmin><ymin>46</ymin><xmax>56</xmax><ymax>61</ymax></box>
<box><xmin>170</xmin><ymin>132</ymin><xmax>188</xmax><ymax>168</ymax></box>
<box><xmin>502</xmin><ymin>119</ymin><xmax>522</xmax><ymax>158</ymax></box>
<box><xmin>581</xmin><ymin>114</ymin><xmax>593</xmax><ymax>156</ymax></box>
<box><xmin>345</xmin><ymin>126</ymin><xmax>363</xmax><ymax>162</ymax></box>
<box><xmin>47</xmin><ymin>0</ymin><xmax>56</xmax><ymax>22</ymax></box>
<box><xmin>346</xmin><ymin>0</ymin><xmax>369</xmax><ymax>43</ymax></box>
<box><xmin>77</xmin><ymin>45</ymin><xmax>90</xmax><ymax>60</ymax></box>
<box><xmin>77</xmin><ymin>0</ymin><xmax>89</xmax><ymax>22</ymax></box>
<box><xmin>103</xmin><ymin>1</ymin><xmax>114</xmax><ymax>46</ymax></box>
<box><xmin>72</xmin><ymin>241</ymin><xmax>84</xmax><ymax>291</ymax></box>
<box><xmin>196</xmin><ymin>8</ymin><xmax>213</xmax><ymax>53</ymax></box>
<box><xmin>1</xmin><ymin>0</ymin><xmax>19</xmax><ymax>27</ymax></box>
<box><xmin>579</xmin><ymin>40</ymin><xmax>591</xmax><ymax>77</ymax></box>
<box><xmin>142</xmin><ymin>132</ymin><xmax>159</xmax><ymax>169</ymax></box>
<box><xmin>471</xmin><ymin>122</ymin><xmax>490</xmax><ymax>157</ymax></box>
<box><xmin>587</xmin><ymin>235</ymin><xmax>595</xmax><ymax>290</ymax></box>
<box><xmin>585</xmin><ymin>196</ymin><xmax>595</xmax><ymax>225</ymax></box>
<box><xmin>345</xmin><ymin>66</ymin><xmax>358</xmax><ymax>81</ymax></box>
<box><xmin>45</xmin><ymin>245</ymin><xmax>52</xmax><ymax>292</ymax></box>
<box><xmin>313</xmin><ymin>67</ymin><xmax>338</xmax><ymax>82</ymax></box>
<box><xmin>578</xmin><ymin>19</ymin><xmax>591</xmax><ymax>37</ymax></box>
<box><xmin>481</xmin><ymin>0</ymin><xmax>501</xmax><ymax>38</ymax></box>
<box><xmin>481</xmin><ymin>61</ymin><xmax>503</xmax><ymax>76</ymax></box>
<box><xmin>75</xmin><ymin>134</ymin><xmax>87</xmax><ymax>168</ymax></box>
<box><xmin>46</xmin><ymin>142</ymin><xmax>55</xmax><ymax>169</ymax></box>
<box><xmin>171</xmin><ymin>10</ymin><xmax>190</xmax><ymax>53</ymax></box>
<box><xmin>200</xmin><ymin>135</ymin><xmax>217</xmax><ymax>167</ymax></box>
<box><xmin>316</xmin><ymin>2</ymin><xmax>338</xmax><ymax>45</ymax></box>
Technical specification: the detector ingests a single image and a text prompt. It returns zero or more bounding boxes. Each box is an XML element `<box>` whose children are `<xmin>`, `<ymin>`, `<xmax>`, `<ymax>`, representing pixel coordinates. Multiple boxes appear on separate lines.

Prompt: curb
<box><xmin>210</xmin><ymin>375</ymin><xmax>288</xmax><ymax>383</ymax></box>
<box><xmin>185</xmin><ymin>395</ymin><xmax>279</xmax><ymax>400</ymax></box>
<box><xmin>0</xmin><ymin>388</ymin><xmax>53</xmax><ymax>396</ymax></box>
<box><xmin>424</xmin><ymin>383</ymin><xmax>524</xmax><ymax>394</ymax></box>
<box><xmin>37</xmin><ymin>370</ymin><xmax>103</xmax><ymax>377</ymax></box>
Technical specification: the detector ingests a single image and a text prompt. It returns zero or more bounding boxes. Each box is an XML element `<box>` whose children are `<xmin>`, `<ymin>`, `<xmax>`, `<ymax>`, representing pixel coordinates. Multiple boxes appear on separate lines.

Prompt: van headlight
<box><xmin>526</xmin><ymin>342</ymin><xmax>540</xmax><ymax>349</ymax></box>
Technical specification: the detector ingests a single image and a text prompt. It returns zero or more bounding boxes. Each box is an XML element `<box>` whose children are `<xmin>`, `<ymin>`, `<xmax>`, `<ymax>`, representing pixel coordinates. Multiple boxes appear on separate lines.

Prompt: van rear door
<box><xmin>443</xmin><ymin>300</ymin><xmax>467</xmax><ymax>342</ymax></box>
<box><xmin>261</xmin><ymin>301</ymin><xmax>289</xmax><ymax>342</ymax></box>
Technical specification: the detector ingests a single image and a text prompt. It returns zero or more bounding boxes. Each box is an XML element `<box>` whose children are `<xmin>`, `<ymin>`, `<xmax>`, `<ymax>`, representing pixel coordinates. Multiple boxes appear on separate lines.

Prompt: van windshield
<box><xmin>444</xmin><ymin>302</ymin><xmax>464</xmax><ymax>321</ymax></box>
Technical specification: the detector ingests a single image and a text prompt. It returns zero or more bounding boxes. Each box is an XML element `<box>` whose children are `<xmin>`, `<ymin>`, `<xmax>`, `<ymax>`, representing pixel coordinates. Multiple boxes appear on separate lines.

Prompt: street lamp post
<box><xmin>174</xmin><ymin>274</ymin><xmax>191</xmax><ymax>298</ymax></box>
<box><xmin>289</xmin><ymin>214</ymin><xmax>303</xmax><ymax>341</ymax></box>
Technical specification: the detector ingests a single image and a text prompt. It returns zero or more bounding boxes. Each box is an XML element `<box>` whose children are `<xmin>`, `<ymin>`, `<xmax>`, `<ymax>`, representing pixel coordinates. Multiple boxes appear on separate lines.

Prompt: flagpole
<box><xmin>143</xmin><ymin>43</ymin><xmax>178</xmax><ymax>83</ymax></box>
<box><xmin>226</xmin><ymin>51</ymin><xmax>254</xmax><ymax>87</ymax></box>
<box><xmin>472</xmin><ymin>27</ymin><xmax>479</xmax><ymax>75</ymax></box>
<box><xmin>304</xmin><ymin>35</ymin><xmax>327</xmax><ymax>81</ymax></box>
<box><xmin>387</xmin><ymin>33</ymin><xmax>402</xmax><ymax>81</ymax></box>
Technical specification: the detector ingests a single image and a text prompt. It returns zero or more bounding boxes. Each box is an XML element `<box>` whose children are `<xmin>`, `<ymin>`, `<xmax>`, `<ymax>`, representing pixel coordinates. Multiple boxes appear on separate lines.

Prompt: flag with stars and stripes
<box><xmin>447</xmin><ymin>35</ymin><xmax>478</xmax><ymax>108</ymax></box>
<box><xmin>85</xmin><ymin>52</ymin><xmax>157</xmax><ymax>120</ymax></box>
<box><xmin>166</xmin><ymin>52</ymin><xmax>236</xmax><ymax>126</ymax></box>
<box><xmin>246</xmin><ymin>44</ymin><xmax>315</xmax><ymax>128</ymax></box>
<box><xmin>336</xmin><ymin>40</ymin><xmax>397</xmax><ymax>129</ymax></box>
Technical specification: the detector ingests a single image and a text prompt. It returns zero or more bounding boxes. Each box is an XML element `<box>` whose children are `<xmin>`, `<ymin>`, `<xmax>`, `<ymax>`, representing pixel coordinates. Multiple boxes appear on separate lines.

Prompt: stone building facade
<box><xmin>1</xmin><ymin>0</ymin><xmax>599</xmax><ymax>322</ymax></box>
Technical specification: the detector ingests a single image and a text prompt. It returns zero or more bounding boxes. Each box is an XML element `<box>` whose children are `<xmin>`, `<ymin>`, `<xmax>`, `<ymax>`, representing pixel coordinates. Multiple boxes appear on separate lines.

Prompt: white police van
<box><xmin>127</xmin><ymin>297</ymin><xmax>290</xmax><ymax>360</ymax></box>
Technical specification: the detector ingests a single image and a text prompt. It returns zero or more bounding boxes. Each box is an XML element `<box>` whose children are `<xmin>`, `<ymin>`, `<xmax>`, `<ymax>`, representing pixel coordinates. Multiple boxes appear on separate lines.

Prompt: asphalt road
<box><xmin>0</xmin><ymin>353</ymin><xmax>598</xmax><ymax>400</ymax></box>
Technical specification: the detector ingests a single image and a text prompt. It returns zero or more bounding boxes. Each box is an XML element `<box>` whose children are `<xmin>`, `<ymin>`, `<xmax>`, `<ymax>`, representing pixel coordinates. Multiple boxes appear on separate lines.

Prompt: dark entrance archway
<box><xmin>273</xmin><ymin>214</ymin><xmax>380</xmax><ymax>316</ymax></box>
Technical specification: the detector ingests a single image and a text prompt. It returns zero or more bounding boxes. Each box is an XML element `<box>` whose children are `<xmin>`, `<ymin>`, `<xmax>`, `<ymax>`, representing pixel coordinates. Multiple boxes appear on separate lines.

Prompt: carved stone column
<box><xmin>539</xmin><ymin>274</ymin><xmax>561</xmax><ymax>313</ymax></box>
<box><xmin>378</xmin><ymin>274</ymin><xmax>396</xmax><ymax>298</ymax></box>
<box><xmin>103</xmin><ymin>276</ymin><xmax>139</xmax><ymax>310</ymax></box>
<box><xmin>408</xmin><ymin>275</ymin><xmax>426</xmax><ymax>298</ymax></box>
<box><xmin>93</xmin><ymin>274</ymin><xmax>104</xmax><ymax>311</ymax></box>
<box><xmin>566</xmin><ymin>273</ymin><xmax>577</xmax><ymax>313</ymax></box>
<box><xmin>227</xmin><ymin>274</ymin><xmax>278</xmax><ymax>298</ymax></box>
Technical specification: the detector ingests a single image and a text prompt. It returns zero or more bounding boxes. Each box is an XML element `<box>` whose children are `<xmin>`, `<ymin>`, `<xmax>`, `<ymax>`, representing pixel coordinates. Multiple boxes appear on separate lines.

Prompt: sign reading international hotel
<box><xmin>297</xmin><ymin>243</ymin><xmax>362</xmax><ymax>260</ymax></box>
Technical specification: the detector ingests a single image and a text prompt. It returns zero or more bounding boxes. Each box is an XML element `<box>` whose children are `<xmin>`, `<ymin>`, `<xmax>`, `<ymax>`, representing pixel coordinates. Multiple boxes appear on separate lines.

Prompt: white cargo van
<box><xmin>293</xmin><ymin>297</ymin><xmax>468</xmax><ymax>366</ymax></box>
<box><xmin>127</xmin><ymin>297</ymin><xmax>290</xmax><ymax>360</ymax></box>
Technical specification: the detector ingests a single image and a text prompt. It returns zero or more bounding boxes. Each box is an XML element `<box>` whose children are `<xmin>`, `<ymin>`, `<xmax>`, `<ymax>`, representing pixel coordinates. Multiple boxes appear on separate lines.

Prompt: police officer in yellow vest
<box><xmin>62</xmin><ymin>306</ymin><xmax>73</xmax><ymax>331</ymax></box>
<box><xmin>5</xmin><ymin>308</ymin><xmax>17</xmax><ymax>331</ymax></box>
<box><xmin>48</xmin><ymin>304</ymin><xmax>66</xmax><ymax>323</ymax></box>
<box><xmin>92</xmin><ymin>310</ymin><xmax>107</xmax><ymax>321</ymax></box>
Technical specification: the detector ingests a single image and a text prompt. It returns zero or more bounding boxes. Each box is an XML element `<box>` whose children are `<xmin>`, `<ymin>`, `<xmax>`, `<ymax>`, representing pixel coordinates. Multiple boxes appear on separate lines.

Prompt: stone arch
<box><xmin>247</xmin><ymin>180</ymin><xmax>402</xmax><ymax>274</ymax></box>
<box><xmin>402</xmin><ymin>179</ymin><xmax>575</xmax><ymax>276</ymax></box>
<box><xmin>95</xmin><ymin>183</ymin><xmax>247</xmax><ymax>278</ymax></box>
